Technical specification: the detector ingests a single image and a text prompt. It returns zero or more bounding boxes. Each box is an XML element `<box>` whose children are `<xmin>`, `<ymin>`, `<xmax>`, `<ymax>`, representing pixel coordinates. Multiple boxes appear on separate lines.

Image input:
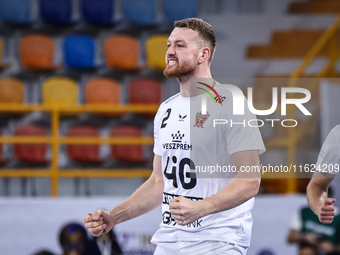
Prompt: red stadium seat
<box><xmin>66</xmin><ymin>125</ymin><xmax>100</xmax><ymax>163</ymax></box>
<box><xmin>128</xmin><ymin>77</ymin><xmax>162</xmax><ymax>118</ymax></box>
<box><xmin>128</xmin><ymin>77</ymin><xmax>162</xmax><ymax>104</ymax></box>
<box><xmin>110</xmin><ymin>125</ymin><xmax>145</xmax><ymax>163</ymax></box>
<box><xmin>14</xmin><ymin>124</ymin><xmax>48</xmax><ymax>164</ymax></box>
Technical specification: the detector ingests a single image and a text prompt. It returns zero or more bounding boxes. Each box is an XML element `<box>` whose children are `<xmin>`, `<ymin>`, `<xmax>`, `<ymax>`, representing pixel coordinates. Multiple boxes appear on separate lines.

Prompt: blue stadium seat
<box><xmin>0</xmin><ymin>0</ymin><xmax>31</xmax><ymax>24</ymax></box>
<box><xmin>82</xmin><ymin>0</ymin><xmax>114</xmax><ymax>26</ymax></box>
<box><xmin>163</xmin><ymin>0</ymin><xmax>198</xmax><ymax>23</ymax></box>
<box><xmin>64</xmin><ymin>35</ymin><xmax>96</xmax><ymax>69</ymax></box>
<box><xmin>123</xmin><ymin>0</ymin><xmax>157</xmax><ymax>26</ymax></box>
<box><xmin>40</xmin><ymin>0</ymin><xmax>73</xmax><ymax>25</ymax></box>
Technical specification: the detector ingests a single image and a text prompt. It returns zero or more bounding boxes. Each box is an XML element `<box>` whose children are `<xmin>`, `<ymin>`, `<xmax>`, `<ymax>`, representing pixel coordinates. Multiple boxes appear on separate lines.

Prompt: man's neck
<box><xmin>178</xmin><ymin>69</ymin><xmax>213</xmax><ymax>97</ymax></box>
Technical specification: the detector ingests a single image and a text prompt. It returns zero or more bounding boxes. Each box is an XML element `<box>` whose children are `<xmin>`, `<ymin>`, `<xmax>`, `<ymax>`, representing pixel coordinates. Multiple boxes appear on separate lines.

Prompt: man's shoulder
<box><xmin>154</xmin><ymin>93</ymin><xmax>181</xmax><ymax>121</ymax></box>
<box><xmin>162</xmin><ymin>92</ymin><xmax>181</xmax><ymax>105</ymax></box>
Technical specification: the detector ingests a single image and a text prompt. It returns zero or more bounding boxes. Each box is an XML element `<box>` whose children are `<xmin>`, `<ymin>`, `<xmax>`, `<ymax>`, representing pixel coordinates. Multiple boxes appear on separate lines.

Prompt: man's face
<box><xmin>164</xmin><ymin>27</ymin><xmax>201</xmax><ymax>78</ymax></box>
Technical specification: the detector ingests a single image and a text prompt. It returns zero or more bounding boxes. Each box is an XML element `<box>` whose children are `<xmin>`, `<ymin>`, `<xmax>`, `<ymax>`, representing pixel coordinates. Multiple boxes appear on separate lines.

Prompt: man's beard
<box><xmin>163</xmin><ymin>58</ymin><xmax>197</xmax><ymax>78</ymax></box>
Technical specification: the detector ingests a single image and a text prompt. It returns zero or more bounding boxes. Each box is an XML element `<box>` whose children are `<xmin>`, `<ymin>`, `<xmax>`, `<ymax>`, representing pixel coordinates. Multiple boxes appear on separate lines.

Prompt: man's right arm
<box><xmin>306</xmin><ymin>171</ymin><xmax>336</xmax><ymax>224</ymax></box>
<box><xmin>84</xmin><ymin>154</ymin><xmax>164</xmax><ymax>236</ymax></box>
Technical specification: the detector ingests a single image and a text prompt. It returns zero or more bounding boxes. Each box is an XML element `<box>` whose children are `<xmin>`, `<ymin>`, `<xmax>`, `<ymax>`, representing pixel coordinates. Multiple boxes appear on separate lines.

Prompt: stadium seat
<box><xmin>20</xmin><ymin>34</ymin><xmax>61</xmax><ymax>71</ymax></box>
<box><xmin>0</xmin><ymin>38</ymin><xmax>11</xmax><ymax>69</ymax></box>
<box><xmin>82</xmin><ymin>0</ymin><xmax>114</xmax><ymax>26</ymax></box>
<box><xmin>163</xmin><ymin>0</ymin><xmax>198</xmax><ymax>23</ymax></box>
<box><xmin>66</xmin><ymin>125</ymin><xmax>100</xmax><ymax>163</ymax></box>
<box><xmin>0</xmin><ymin>77</ymin><xmax>24</xmax><ymax>104</ymax></box>
<box><xmin>14</xmin><ymin>124</ymin><xmax>48</xmax><ymax>164</ymax></box>
<box><xmin>0</xmin><ymin>0</ymin><xmax>31</xmax><ymax>24</ymax></box>
<box><xmin>122</xmin><ymin>0</ymin><xmax>157</xmax><ymax>26</ymax></box>
<box><xmin>145</xmin><ymin>34</ymin><xmax>168</xmax><ymax>71</ymax></box>
<box><xmin>85</xmin><ymin>77</ymin><xmax>120</xmax><ymax>105</ymax></box>
<box><xmin>64</xmin><ymin>35</ymin><xmax>96</xmax><ymax>69</ymax></box>
<box><xmin>110</xmin><ymin>125</ymin><xmax>145</xmax><ymax>163</ymax></box>
<box><xmin>128</xmin><ymin>77</ymin><xmax>162</xmax><ymax>105</ymax></box>
<box><xmin>39</xmin><ymin>0</ymin><xmax>73</xmax><ymax>25</ymax></box>
<box><xmin>42</xmin><ymin>77</ymin><xmax>78</xmax><ymax>106</ymax></box>
<box><xmin>104</xmin><ymin>34</ymin><xmax>139</xmax><ymax>71</ymax></box>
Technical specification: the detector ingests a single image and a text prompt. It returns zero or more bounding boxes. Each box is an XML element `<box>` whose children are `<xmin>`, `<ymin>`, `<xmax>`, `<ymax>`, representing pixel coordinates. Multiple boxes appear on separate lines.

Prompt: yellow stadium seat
<box><xmin>0</xmin><ymin>77</ymin><xmax>24</xmax><ymax>103</ymax></box>
<box><xmin>145</xmin><ymin>34</ymin><xmax>168</xmax><ymax>71</ymax></box>
<box><xmin>42</xmin><ymin>77</ymin><xmax>78</xmax><ymax>106</ymax></box>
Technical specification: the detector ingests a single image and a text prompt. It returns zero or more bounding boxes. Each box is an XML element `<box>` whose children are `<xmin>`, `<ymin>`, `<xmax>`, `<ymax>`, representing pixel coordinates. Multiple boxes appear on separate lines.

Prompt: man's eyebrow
<box><xmin>167</xmin><ymin>39</ymin><xmax>187</xmax><ymax>44</ymax></box>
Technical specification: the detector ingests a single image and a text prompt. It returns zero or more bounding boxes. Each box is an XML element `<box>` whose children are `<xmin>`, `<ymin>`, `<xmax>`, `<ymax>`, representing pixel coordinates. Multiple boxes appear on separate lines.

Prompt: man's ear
<box><xmin>198</xmin><ymin>47</ymin><xmax>210</xmax><ymax>64</ymax></box>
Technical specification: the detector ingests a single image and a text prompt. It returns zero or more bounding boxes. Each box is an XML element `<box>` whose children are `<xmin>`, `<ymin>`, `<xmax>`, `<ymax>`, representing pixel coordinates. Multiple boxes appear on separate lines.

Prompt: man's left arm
<box><xmin>169</xmin><ymin>150</ymin><xmax>261</xmax><ymax>225</ymax></box>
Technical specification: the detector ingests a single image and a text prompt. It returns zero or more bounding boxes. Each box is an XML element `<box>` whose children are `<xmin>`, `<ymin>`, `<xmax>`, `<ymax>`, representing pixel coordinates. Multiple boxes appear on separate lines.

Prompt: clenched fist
<box><xmin>84</xmin><ymin>209</ymin><xmax>114</xmax><ymax>237</ymax></box>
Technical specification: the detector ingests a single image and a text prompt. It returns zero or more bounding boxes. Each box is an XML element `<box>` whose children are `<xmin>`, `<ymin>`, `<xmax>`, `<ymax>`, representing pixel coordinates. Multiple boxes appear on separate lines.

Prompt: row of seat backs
<box><xmin>16</xmin><ymin>33</ymin><xmax>168</xmax><ymax>71</ymax></box>
<box><xmin>0</xmin><ymin>0</ymin><xmax>198</xmax><ymax>26</ymax></box>
<box><xmin>0</xmin><ymin>76</ymin><xmax>163</xmax><ymax>105</ymax></box>
<box><xmin>1</xmin><ymin>124</ymin><xmax>148</xmax><ymax>164</ymax></box>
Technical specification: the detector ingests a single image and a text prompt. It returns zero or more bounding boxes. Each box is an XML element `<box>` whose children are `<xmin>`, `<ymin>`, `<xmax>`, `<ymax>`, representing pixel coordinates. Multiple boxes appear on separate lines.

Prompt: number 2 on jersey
<box><xmin>163</xmin><ymin>156</ymin><xmax>197</xmax><ymax>189</ymax></box>
<box><xmin>161</xmin><ymin>108</ymin><xmax>171</xmax><ymax>128</ymax></box>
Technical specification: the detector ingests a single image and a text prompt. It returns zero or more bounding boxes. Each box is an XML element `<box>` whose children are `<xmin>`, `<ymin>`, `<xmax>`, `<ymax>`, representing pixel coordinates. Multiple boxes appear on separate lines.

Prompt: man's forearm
<box><xmin>109</xmin><ymin>174</ymin><xmax>164</xmax><ymax>225</ymax></box>
<box><xmin>306</xmin><ymin>180</ymin><xmax>328</xmax><ymax>215</ymax></box>
<box><xmin>199</xmin><ymin>177</ymin><xmax>260</xmax><ymax>217</ymax></box>
<box><xmin>306</xmin><ymin>171</ymin><xmax>334</xmax><ymax>216</ymax></box>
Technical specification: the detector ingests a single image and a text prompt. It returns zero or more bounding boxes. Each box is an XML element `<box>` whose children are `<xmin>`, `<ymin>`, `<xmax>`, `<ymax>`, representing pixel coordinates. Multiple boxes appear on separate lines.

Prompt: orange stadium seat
<box><xmin>85</xmin><ymin>77</ymin><xmax>120</xmax><ymax>105</ymax></box>
<box><xmin>145</xmin><ymin>34</ymin><xmax>168</xmax><ymax>71</ymax></box>
<box><xmin>14</xmin><ymin>124</ymin><xmax>48</xmax><ymax>164</ymax></box>
<box><xmin>110</xmin><ymin>125</ymin><xmax>145</xmax><ymax>163</ymax></box>
<box><xmin>128</xmin><ymin>77</ymin><xmax>162</xmax><ymax>104</ymax></box>
<box><xmin>0</xmin><ymin>77</ymin><xmax>24</xmax><ymax>104</ymax></box>
<box><xmin>42</xmin><ymin>77</ymin><xmax>78</xmax><ymax>106</ymax></box>
<box><xmin>104</xmin><ymin>34</ymin><xmax>140</xmax><ymax>71</ymax></box>
<box><xmin>66</xmin><ymin>125</ymin><xmax>100</xmax><ymax>163</ymax></box>
<box><xmin>20</xmin><ymin>34</ymin><xmax>60</xmax><ymax>71</ymax></box>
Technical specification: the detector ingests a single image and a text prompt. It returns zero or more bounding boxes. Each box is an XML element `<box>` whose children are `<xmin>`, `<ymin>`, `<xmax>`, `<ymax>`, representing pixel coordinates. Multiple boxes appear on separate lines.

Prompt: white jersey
<box><xmin>151</xmin><ymin>87</ymin><xmax>265</xmax><ymax>247</ymax></box>
<box><xmin>316</xmin><ymin>124</ymin><xmax>340</xmax><ymax>175</ymax></box>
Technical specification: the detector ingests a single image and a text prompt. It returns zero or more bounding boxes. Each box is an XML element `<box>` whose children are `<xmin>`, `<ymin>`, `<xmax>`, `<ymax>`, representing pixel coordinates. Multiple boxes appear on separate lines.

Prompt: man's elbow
<box><xmin>248</xmin><ymin>178</ymin><xmax>261</xmax><ymax>198</ymax></box>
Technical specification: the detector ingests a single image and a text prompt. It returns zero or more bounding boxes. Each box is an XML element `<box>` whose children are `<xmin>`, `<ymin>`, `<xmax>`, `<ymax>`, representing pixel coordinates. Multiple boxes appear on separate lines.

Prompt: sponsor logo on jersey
<box><xmin>162</xmin><ymin>130</ymin><xmax>192</xmax><ymax>150</ymax></box>
<box><xmin>178</xmin><ymin>114</ymin><xmax>187</xmax><ymax>121</ymax></box>
<box><xmin>215</xmin><ymin>95</ymin><xmax>226</xmax><ymax>103</ymax></box>
<box><xmin>196</xmin><ymin>82</ymin><xmax>223</xmax><ymax>106</ymax></box>
<box><xmin>193</xmin><ymin>112</ymin><xmax>210</xmax><ymax>128</ymax></box>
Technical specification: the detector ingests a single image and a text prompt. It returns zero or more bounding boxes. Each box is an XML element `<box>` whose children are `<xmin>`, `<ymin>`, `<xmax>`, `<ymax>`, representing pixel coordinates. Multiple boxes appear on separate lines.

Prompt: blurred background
<box><xmin>1</xmin><ymin>0</ymin><xmax>340</xmax><ymax>254</ymax></box>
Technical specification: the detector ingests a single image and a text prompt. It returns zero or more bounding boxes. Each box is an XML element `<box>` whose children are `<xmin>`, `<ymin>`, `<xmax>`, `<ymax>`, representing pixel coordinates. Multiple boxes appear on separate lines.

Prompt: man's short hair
<box><xmin>174</xmin><ymin>18</ymin><xmax>216</xmax><ymax>63</ymax></box>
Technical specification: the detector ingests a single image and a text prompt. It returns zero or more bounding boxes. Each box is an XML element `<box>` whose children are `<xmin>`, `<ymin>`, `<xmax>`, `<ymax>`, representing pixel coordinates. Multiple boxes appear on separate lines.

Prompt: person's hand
<box><xmin>169</xmin><ymin>196</ymin><xmax>202</xmax><ymax>226</ymax></box>
<box><xmin>319</xmin><ymin>240</ymin><xmax>335</xmax><ymax>253</ymax></box>
<box><xmin>301</xmin><ymin>233</ymin><xmax>318</xmax><ymax>245</ymax></box>
<box><xmin>84</xmin><ymin>209</ymin><xmax>113</xmax><ymax>237</ymax></box>
<box><xmin>318</xmin><ymin>198</ymin><xmax>336</xmax><ymax>224</ymax></box>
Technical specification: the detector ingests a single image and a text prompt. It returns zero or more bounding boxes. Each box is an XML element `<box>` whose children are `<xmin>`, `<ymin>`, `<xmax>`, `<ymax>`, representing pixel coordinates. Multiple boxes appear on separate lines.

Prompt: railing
<box><xmin>0</xmin><ymin>104</ymin><xmax>158</xmax><ymax>196</ymax></box>
<box><xmin>278</xmin><ymin>15</ymin><xmax>340</xmax><ymax>192</ymax></box>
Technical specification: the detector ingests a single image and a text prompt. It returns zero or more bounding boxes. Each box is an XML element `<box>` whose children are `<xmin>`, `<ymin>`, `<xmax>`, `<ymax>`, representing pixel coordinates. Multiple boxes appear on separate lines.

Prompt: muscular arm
<box><xmin>85</xmin><ymin>154</ymin><xmax>164</xmax><ymax>236</ymax></box>
<box><xmin>170</xmin><ymin>150</ymin><xmax>261</xmax><ymax>225</ymax></box>
<box><xmin>109</xmin><ymin>154</ymin><xmax>164</xmax><ymax>224</ymax></box>
<box><xmin>306</xmin><ymin>171</ymin><xmax>336</xmax><ymax>224</ymax></box>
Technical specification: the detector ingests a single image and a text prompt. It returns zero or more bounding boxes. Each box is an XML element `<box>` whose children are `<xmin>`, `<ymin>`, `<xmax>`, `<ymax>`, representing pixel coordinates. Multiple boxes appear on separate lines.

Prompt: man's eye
<box><xmin>177</xmin><ymin>44</ymin><xmax>184</xmax><ymax>47</ymax></box>
<box><xmin>167</xmin><ymin>44</ymin><xmax>171</xmax><ymax>48</ymax></box>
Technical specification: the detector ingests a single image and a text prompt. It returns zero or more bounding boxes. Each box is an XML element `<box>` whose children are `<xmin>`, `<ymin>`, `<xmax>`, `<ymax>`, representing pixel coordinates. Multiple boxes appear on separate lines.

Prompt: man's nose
<box><xmin>166</xmin><ymin>45</ymin><xmax>175</xmax><ymax>55</ymax></box>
